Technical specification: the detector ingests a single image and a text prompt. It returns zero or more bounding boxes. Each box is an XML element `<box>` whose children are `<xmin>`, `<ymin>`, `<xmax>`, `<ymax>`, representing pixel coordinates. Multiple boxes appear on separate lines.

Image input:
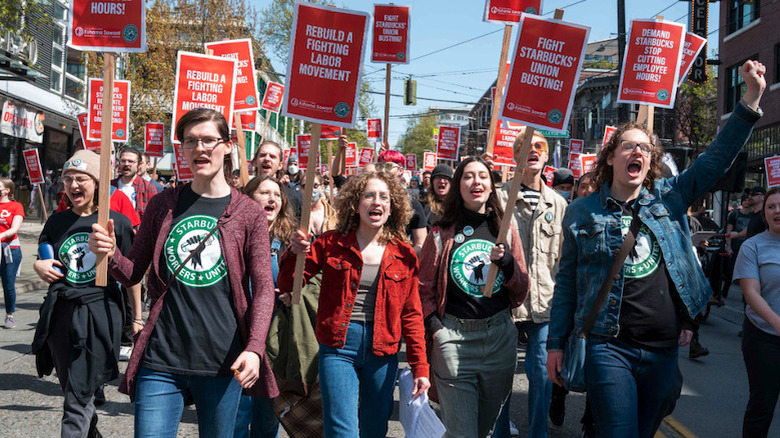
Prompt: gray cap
<box><xmin>430</xmin><ymin>164</ymin><xmax>453</xmax><ymax>180</ymax></box>
<box><xmin>552</xmin><ymin>168</ymin><xmax>574</xmax><ymax>187</ymax></box>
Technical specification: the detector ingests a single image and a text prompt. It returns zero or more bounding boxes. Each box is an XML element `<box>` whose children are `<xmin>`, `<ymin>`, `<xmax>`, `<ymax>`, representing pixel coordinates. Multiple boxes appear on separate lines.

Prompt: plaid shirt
<box><xmin>111</xmin><ymin>176</ymin><xmax>157</xmax><ymax>222</ymax></box>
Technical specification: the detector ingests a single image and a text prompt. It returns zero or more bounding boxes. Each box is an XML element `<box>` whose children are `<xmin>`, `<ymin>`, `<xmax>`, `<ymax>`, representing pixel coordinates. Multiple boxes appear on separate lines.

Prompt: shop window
<box><xmin>51</xmin><ymin>24</ymin><xmax>65</xmax><ymax>93</ymax></box>
<box><xmin>65</xmin><ymin>77</ymin><xmax>84</xmax><ymax>101</ymax></box>
<box><xmin>728</xmin><ymin>0</ymin><xmax>760</xmax><ymax>34</ymax></box>
<box><xmin>50</xmin><ymin>69</ymin><xmax>62</xmax><ymax>92</ymax></box>
<box><xmin>775</xmin><ymin>44</ymin><xmax>780</xmax><ymax>85</ymax></box>
<box><xmin>725</xmin><ymin>57</ymin><xmax>756</xmax><ymax>113</ymax></box>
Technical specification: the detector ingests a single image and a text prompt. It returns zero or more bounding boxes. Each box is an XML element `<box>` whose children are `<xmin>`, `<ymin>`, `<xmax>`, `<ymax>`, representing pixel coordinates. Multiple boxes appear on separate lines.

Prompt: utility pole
<box><xmin>616</xmin><ymin>0</ymin><xmax>629</xmax><ymax>123</ymax></box>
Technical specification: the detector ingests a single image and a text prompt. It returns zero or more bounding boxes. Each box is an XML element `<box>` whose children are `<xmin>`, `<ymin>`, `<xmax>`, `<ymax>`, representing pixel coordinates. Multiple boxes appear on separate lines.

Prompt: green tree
<box><xmin>1</xmin><ymin>0</ymin><xmax>49</xmax><ymax>31</ymax></box>
<box><xmin>397</xmin><ymin>112</ymin><xmax>438</xmax><ymax>166</ymax></box>
<box><xmin>674</xmin><ymin>66</ymin><xmax>717</xmax><ymax>155</ymax></box>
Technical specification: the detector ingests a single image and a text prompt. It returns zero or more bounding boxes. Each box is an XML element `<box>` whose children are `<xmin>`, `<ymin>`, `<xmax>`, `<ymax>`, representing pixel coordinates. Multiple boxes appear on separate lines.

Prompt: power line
<box><xmin>365</xmin><ymin>90</ymin><xmax>477</xmax><ymax>105</ymax></box>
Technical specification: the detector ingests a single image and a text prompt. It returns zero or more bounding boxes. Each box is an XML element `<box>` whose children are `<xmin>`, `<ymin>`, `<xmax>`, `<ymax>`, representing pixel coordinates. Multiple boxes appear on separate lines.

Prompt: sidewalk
<box><xmin>10</xmin><ymin>219</ymin><xmax>49</xmax><ymax>295</ymax></box>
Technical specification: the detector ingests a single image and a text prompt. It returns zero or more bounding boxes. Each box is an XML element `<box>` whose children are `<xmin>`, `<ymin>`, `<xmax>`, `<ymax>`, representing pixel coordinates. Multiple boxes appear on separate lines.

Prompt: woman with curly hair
<box><xmin>277</xmin><ymin>171</ymin><xmax>430</xmax><ymax>437</ymax></box>
<box><xmin>547</xmin><ymin>60</ymin><xmax>766</xmax><ymax>437</ymax></box>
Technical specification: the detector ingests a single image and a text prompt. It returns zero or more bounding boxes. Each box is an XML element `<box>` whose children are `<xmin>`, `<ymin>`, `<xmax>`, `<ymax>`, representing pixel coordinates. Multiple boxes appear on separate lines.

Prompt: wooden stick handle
<box><xmin>292</xmin><ymin>123</ymin><xmax>322</xmax><ymax>304</ymax></box>
<box><xmin>37</xmin><ymin>182</ymin><xmax>48</xmax><ymax>222</ymax></box>
<box><xmin>383</xmin><ymin>64</ymin><xmax>391</xmax><ymax>144</ymax></box>
<box><xmin>485</xmin><ymin>25</ymin><xmax>513</xmax><ymax>157</ymax></box>
<box><xmin>234</xmin><ymin>116</ymin><xmax>249</xmax><ymax>186</ymax></box>
<box><xmin>95</xmin><ymin>52</ymin><xmax>115</xmax><ymax>287</ymax></box>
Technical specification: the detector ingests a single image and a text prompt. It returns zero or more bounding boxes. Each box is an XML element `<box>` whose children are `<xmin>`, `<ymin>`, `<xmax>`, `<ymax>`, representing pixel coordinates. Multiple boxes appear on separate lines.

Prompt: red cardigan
<box><xmin>277</xmin><ymin>230</ymin><xmax>430</xmax><ymax>379</ymax></box>
<box><xmin>108</xmin><ymin>184</ymin><xmax>279</xmax><ymax>400</ymax></box>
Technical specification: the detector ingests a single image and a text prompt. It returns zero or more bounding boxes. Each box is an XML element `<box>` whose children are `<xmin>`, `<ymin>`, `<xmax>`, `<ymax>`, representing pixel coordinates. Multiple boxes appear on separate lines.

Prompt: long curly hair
<box><xmin>333</xmin><ymin>171</ymin><xmax>411</xmax><ymax>245</ymax></box>
<box><xmin>243</xmin><ymin>175</ymin><xmax>298</xmax><ymax>246</ymax></box>
<box><xmin>436</xmin><ymin>156</ymin><xmax>504</xmax><ymax>233</ymax></box>
<box><xmin>593</xmin><ymin>121</ymin><xmax>664</xmax><ymax>191</ymax></box>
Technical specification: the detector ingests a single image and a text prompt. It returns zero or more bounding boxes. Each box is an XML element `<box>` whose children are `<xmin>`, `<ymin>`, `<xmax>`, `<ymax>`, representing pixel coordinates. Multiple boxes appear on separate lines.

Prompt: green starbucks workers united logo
<box><xmin>450</xmin><ymin>239</ymin><xmax>504</xmax><ymax>296</ymax></box>
<box><xmin>334</xmin><ymin>102</ymin><xmax>351</xmax><ymax>118</ymax></box>
<box><xmin>123</xmin><ymin>25</ymin><xmax>139</xmax><ymax>43</ymax></box>
<box><xmin>656</xmin><ymin>89</ymin><xmax>670</xmax><ymax>101</ymax></box>
<box><xmin>59</xmin><ymin>232</ymin><xmax>97</xmax><ymax>284</ymax></box>
<box><xmin>621</xmin><ymin>216</ymin><xmax>661</xmax><ymax>279</ymax></box>
<box><xmin>165</xmin><ymin>215</ymin><xmax>226</xmax><ymax>287</ymax></box>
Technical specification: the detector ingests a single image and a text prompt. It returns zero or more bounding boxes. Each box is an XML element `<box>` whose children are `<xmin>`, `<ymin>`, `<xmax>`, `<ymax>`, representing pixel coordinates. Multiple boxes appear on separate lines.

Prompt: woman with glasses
<box><xmin>547</xmin><ymin>60</ymin><xmax>767</xmax><ymax>437</ymax></box>
<box><xmin>89</xmin><ymin>108</ymin><xmax>278</xmax><ymax>437</ymax></box>
<box><xmin>31</xmin><ymin>150</ymin><xmax>135</xmax><ymax>437</ymax></box>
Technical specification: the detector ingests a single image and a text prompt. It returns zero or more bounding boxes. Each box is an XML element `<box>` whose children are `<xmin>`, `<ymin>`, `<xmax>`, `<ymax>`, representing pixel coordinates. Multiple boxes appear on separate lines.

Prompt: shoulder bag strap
<box><xmin>162</xmin><ymin>224</ymin><xmax>220</xmax><ymax>294</ymax></box>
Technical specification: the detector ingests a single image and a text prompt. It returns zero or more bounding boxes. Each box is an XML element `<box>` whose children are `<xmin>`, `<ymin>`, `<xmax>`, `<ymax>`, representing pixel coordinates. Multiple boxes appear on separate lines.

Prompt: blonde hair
<box><xmin>0</xmin><ymin>177</ymin><xmax>15</xmax><ymax>201</ymax></box>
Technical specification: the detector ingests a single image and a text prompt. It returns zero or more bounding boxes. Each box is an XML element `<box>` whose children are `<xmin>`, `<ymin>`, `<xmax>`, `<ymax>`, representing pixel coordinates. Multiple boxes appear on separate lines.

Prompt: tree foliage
<box><xmin>1</xmin><ymin>0</ymin><xmax>49</xmax><ymax>32</ymax></box>
<box><xmin>674</xmin><ymin>66</ymin><xmax>717</xmax><ymax>155</ymax></box>
<box><xmin>397</xmin><ymin>112</ymin><xmax>438</xmax><ymax>165</ymax></box>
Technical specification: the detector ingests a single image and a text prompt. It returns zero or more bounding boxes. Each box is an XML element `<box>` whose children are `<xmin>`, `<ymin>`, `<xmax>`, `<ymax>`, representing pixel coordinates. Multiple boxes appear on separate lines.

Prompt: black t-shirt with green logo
<box><xmin>142</xmin><ymin>185</ymin><xmax>242</xmax><ymax>376</ymax></box>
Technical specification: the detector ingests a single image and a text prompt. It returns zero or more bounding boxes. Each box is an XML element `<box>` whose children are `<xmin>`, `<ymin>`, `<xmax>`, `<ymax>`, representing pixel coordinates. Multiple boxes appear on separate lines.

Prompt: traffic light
<box><xmin>404</xmin><ymin>78</ymin><xmax>417</xmax><ymax>106</ymax></box>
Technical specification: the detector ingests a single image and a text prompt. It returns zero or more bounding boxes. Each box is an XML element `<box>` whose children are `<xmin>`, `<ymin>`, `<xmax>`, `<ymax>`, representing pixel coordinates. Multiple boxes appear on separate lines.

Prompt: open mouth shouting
<box><xmin>627</xmin><ymin>158</ymin><xmax>643</xmax><ymax>180</ymax></box>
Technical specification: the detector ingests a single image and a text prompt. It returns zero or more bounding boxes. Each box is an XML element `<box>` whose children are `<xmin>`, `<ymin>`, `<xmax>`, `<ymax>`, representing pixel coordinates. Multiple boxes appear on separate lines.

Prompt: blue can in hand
<box><xmin>38</xmin><ymin>243</ymin><xmax>63</xmax><ymax>274</ymax></box>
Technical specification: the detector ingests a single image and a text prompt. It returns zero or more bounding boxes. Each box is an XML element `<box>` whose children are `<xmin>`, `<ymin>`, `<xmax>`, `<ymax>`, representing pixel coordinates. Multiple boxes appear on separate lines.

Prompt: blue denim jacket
<box><xmin>548</xmin><ymin>101</ymin><xmax>762</xmax><ymax>351</ymax></box>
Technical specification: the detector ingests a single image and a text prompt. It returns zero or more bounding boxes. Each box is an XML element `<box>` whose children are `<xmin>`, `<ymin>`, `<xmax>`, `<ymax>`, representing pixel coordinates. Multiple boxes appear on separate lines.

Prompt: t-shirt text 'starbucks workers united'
<box><xmin>59</xmin><ymin>232</ymin><xmax>97</xmax><ymax>284</ymax></box>
<box><xmin>620</xmin><ymin>214</ymin><xmax>662</xmax><ymax>279</ymax></box>
<box><xmin>450</xmin><ymin>239</ymin><xmax>505</xmax><ymax>296</ymax></box>
<box><xmin>165</xmin><ymin>215</ymin><xmax>226</xmax><ymax>287</ymax></box>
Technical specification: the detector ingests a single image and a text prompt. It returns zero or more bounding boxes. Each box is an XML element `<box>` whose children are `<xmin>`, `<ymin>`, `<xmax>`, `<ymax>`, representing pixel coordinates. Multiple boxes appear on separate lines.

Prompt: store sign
<box><xmin>1</xmin><ymin>101</ymin><xmax>44</xmax><ymax>143</ymax></box>
<box><xmin>688</xmin><ymin>0</ymin><xmax>708</xmax><ymax>84</ymax></box>
<box><xmin>86</xmin><ymin>78</ymin><xmax>131</xmax><ymax>142</ymax></box>
<box><xmin>22</xmin><ymin>149</ymin><xmax>44</xmax><ymax>184</ymax></box>
<box><xmin>144</xmin><ymin>122</ymin><xmax>165</xmax><ymax>158</ymax></box>
<box><xmin>371</xmin><ymin>4</ymin><xmax>410</xmax><ymax>64</ymax></box>
<box><xmin>68</xmin><ymin>0</ymin><xmax>146</xmax><ymax>52</ymax></box>
<box><xmin>204</xmin><ymin>39</ymin><xmax>260</xmax><ymax>112</ymax></box>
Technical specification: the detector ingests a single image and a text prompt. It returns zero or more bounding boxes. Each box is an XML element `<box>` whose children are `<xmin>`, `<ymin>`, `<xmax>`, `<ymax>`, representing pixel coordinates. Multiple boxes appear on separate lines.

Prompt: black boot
<box><xmin>689</xmin><ymin>336</ymin><xmax>709</xmax><ymax>359</ymax></box>
<box><xmin>549</xmin><ymin>384</ymin><xmax>567</xmax><ymax>426</ymax></box>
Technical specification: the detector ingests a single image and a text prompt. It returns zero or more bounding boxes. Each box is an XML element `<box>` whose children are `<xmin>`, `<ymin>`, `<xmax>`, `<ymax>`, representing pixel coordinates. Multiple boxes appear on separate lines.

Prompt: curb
<box><xmin>15</xmin><ymin>276</ymin><xmax>49</xmax><ymax>294</ymax></box>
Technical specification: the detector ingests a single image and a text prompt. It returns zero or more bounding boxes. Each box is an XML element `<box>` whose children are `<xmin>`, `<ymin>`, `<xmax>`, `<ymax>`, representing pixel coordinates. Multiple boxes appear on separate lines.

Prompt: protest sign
<box><xmin>492</xmin><ymin>119</ymin><xmax>524</xmax><ymax>166</ymax></box>
<box><xmin>405</xmin><ymin>153</ymin><xmax>417</xmax><ymax>171</ymax></box>
<box><xmin>68</xmin><ymin>0</ymin><xmax>146</xmax><ymax>52</ymax></box>
<box><xmin>321</xmin><ymin>125</ymin><xmax>342</xmax><ymax>140</ymax></box>
<box><xmin>367</xmin><ymin>118</ymin><xmax>382</xmax><ymax>141</ymax></box>
<box><xmin>543</xmin><ymin>165</ymin><xmax>555</xmax><ymax>187</ymax></box>
<box><xmin>677</xmin><ymin>32</ymin><xmax>707</xmax><ymax>86</ymax></box>
<box><xmin>372</xmin><ymin>4</ymin><xmax>410</xmax><ymax>63</ymax></box>
<box><xmin>1</xmin><ymin>101</ymin><xmax>44</xmax><ymax>143</ymax></box>
<box><xmin>144</xmin><ymin>122</ymin><xmax>165</xmax><ymax>158</ymax></box>
<box><xmin>359</xmin><ymin>147</ymin><xmax>375</xmax><ymax>166</ymax></box>
<box><xmin>345</xmin><ymin>142</ymin><xmax>358</xmax><ymax>167</ymax></box>
<box><xmin>568</xmin><ymin>152</ymin><xmax>582</xmax><ymax>178</ymax></box>
<box><xmin>423</xmin><ymin>151</ymin><xmax>436</xmax><ymax>171</ymax></box>
<box><xmin>172</xmin><ymin>142</ymin><xmax>194</xmax><ymax>181</ymax></box>
<box><xmin>617</xmin><ymin>18</ymin><xmax>685</xmax><ymax>108</ymax></box>
<box><xmin>77</xmin><ymin>113</ymin><xmax>101</xmax><ymax>151</ymax></box>
<box><xmin>765</xmin><ymin>156</ymin><xmax>780</xmax><ymax>188</ymax></box>
<box><xmin>483</xmin><ymin>0</ymin><xmax>542</xmax><ymax>24</ymax></box>
<box><xmin>437</xmin><ymin>125</ymin><xmax>460</xmax><ymax>161</ymax></box>
<box><xmin>568</xmin><ymin>138</ymin><xmax>583</xmax><ymax>156</ymax></box>
<box><xmin>581</xmin><ymin>154</ymin><xmax>596</xmax><ymax>174</ymax></box>
<box><xmin>501</xmin><ymin>14</ymin><xmax>590</xmax><ymax>133</ymax></box>
<box><xmin>237</xmin><ymin>112</ymin><xmax>257</xmax><ymax>130</ymax></box>
<box><xmin>171</xmin><ymin>51</ymin><xmax>237</xmax><ymax>144</ymax></box>
<box><xmin>204</xmin><ymin>39</ymin><xmax>259</xmax><ymax>112</ymax></box>
<box><xmin>284</xmin><ymin>3</ymin><xmax>369</xmax><ymax>127</ymax></box>
<box><xmin>86</xmin><ymin>78</ymin><xmax>130</xmax><ymax>142</ymax></box>
<box><xmin>261</xmin><ymin>81</ymin><xmax>285</xmax><ymax>113</ymax></box>
<box><xmin>296</xmin><ymin>134</ymin><xmax>320</xmax><ymax>170</ymax></box>
<box><xmin>22</xmin><ymin>149</ymin><xmax>44</xmax><ymax>184</ymax></box>
<box><xmin>603</xmin><ymin>125</ymin><xmax>617</xmax><ymax>146</ymax></box>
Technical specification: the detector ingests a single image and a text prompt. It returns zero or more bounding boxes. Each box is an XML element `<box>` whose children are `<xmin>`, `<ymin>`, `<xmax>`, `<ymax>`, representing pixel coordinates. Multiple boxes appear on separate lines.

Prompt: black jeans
<box><xmin>742</xmin><ymin>318</ymin><xmax>780</xmax><ymax>437</ymax></box>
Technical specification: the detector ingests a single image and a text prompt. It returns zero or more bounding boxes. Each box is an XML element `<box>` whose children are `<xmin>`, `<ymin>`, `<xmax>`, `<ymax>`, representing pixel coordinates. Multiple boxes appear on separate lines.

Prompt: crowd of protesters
<box><xmin>2</xmin><ymin>59</ymin><xmax>774</xmax><ymax>438</ymax></box>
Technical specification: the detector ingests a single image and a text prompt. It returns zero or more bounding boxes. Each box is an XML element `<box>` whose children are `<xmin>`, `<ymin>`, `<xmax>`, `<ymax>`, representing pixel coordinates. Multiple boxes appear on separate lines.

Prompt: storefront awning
<box><xmin>0</xmin><ymin>77</ymin><xmax>85</xmax><ymax>121</ymax></box>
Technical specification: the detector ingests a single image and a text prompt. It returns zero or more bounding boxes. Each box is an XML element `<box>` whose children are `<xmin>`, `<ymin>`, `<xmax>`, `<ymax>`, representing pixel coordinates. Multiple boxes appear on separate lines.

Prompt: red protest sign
<box><xmin>284</xmin><ymin>3</ymin><xmax>369</xmax><ymax>127</ymax></box>
<box><xmin>205</xmin><ymin>39</ymin><xmax>259</xmax><ymax>112</ymax></box>
<box><xmin>367</xmin><ymin>118</ymin><xmax>382</xmax><ymax>141</ymax></box>
<box><xmin>372</xmin><ymin>4</ymin><xmax>410</xmax><ymax>64</ymax></box>
<box><xmin>22</xmin><ymin>149</ymin><xmax>44</xmax><ymax>184</ymax></box>
<box><xmin>261</xmin><ymin>81</ymin><xmax>285</xmax><ymax>113</ymax></box>
<box><xmin>405</xmin><ymin>153</ymin><xmax>417</xmax><ymax>171</ymax></box>
<box><xmin>677</xmin><ymin>32</ymin><xmax>707</xmax><ymax>86</ymax></box>
<box><xmin>568</xmin><ymin>152</ymin><xmax>582</xmax><ymax>178</ymax></box>
<box><xmin>543</xmin><ymin>165</ymin><xmax>556</xmax><ymax>187</ymax></box>
<box><xmin>437</xmin><ymin>125</ymin><xmax>460</xmax><ymax>161</ymax></box>
<box><xmin>237</xmin><ymin>112</ymin><xmax>256</xmax><ymax>130</ymax></box>
<box><xmin>171</xmin><ymin>51</ymin><xmax>237</xmax><ymax>144</ymax></box>
<box><xmin>359</xmin><ymin>147</ymin><xmax>375</xmax><ymax>166</ymax></box>
<box><xmin>492</xmin><ymin>119</ymin><xmax>524</xmax><ymax>167</ymax></box>
<box><xmin>423</xmin><ymin>152</ymin><xmax>436</xmax><ymax>171</ymax></box>
<box><xmin>68</xmin><ymin>0</ymin><xmax>146</xmax><ymax>52</ymax></box>
<box><xmin>172</xmin><ymin>142</ymin><xmax>194</xmax><ymax>182</ymax></box>
<box><xmin>86</xmin><ymin>78</ymin><xmax>130</xmax><ymax>142</ymax></box>
<box><xmin>765</xmin><ymin>156</ymin><xmax>780</xmax><ymax>188</ymax></box>
<box><xmin>581</xmin><ymin>154</ymin><xmax>596</xmax><ymax>174</ymax></box>
<box><xmin>617</xmin><ymin>18</ymin><xmax>685</xmax><ymax>109</ymax></box>
<box><xmin>603</xmin><ymin>125</ymin><xmax>617</xmax><ymax>146</ymax></box>
<box><xmin>569</xmin><ymin>138</ymin><xmax>584</xmax><ymax>156</ymax></box>
<box><xmin>296</xmin><ymin>134</ymin><xmax>313</xmax><ymax>169</ymax></box>
<box><xmin>484</xmin><ymin>0</ymin><xmax>542</xmax><ymax>25</ymax></box>
<box><xmin>321</xmin><ymin>125</ymin><xmax>343</xmax><ymax>140</ymax></box>
<box><xmin>501</xmin><ymin>14</ymin><xmax>590</xmax><ymax>133</ymax></box>
<box><xmin>144</xmin><ymin>122</ymin><xmax>165</xmax><ymax>158</ymax></box>
<box><xmin>345</xmin><ymin>142</ymin><xmax>358</xmax><ymax>167</ymax></box>
<box><xmin>77</xmin><ymin>113</ymin><xmax>101</xmax><ymax>151</ymax></box>
<box><xmin>283</xmin><ymin>148</ymin><xmax>291</xmax><ymax>167</ymax></box>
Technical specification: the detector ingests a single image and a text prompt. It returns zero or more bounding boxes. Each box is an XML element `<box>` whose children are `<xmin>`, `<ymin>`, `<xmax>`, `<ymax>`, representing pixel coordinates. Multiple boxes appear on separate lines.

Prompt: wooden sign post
<box><xmin>292</xmin><ymin>123</ymin><xmax>322</xmax><ymax>304</ymax></box>
<box><xmin>95</xmin><ymin>53</ymin><xmax>115</xmax><ymax>286</ymax></box>
<box><xmin>485</xmin><ymin>25</ymin><xmax>513</xmax><ymax>158</ymax></box>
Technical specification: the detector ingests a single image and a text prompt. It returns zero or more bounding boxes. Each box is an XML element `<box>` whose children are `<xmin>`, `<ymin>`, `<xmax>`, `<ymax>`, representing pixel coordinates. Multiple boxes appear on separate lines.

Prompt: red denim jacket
<box><xmin>277</xmin><ymin>230</ymin><xmax>429</xmax><ymax>379</ymax></box>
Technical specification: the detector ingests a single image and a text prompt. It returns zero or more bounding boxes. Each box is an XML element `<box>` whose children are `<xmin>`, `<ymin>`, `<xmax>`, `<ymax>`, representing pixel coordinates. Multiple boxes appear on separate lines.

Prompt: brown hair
<box><xmin>252</xmin><ymin>141</ymin><xmax>284</xmax><ymax>178</ymax></box>
<box><xmin>436</xmin><ymin>156</ymin><xmax>504</xmax><ymax>233</ymax></box>
<box><xmin>244</xmin><ymin>175</ymin><xmax>298</xmax><ymax>246</ymax></box>
<box><xmin>0</xmin><ymin>177</ymin><xmax>15</xmax><ymax>201</ymax></box>
<box><xmin>764</xmin><ymin>186</ymin><xmax>780</xmax><ymax>222</ymax></box>
<box><xmin>175</xmin><ymin>108</ymin><xmax>233</xmax><ymax>180</ymax></box>
<box><xmin>512</xmin><ymin>127</ymin><xmax>549</xmax><ymax>156</ymax></box>
<box><xmin>592</xmin><ymin>121</ymin><xmax>664</xmax><ymax>191</ymax></box>
<box><xmin>333</xmin><ymin>171</ymin><xmax>411</xmax><ymax>245</ymax></box>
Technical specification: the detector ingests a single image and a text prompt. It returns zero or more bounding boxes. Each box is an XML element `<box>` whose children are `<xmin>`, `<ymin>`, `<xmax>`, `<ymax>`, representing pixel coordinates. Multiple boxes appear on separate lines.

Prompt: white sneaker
<box><xmin>509</xmin><ymin>420</ymin><xmax>519</xmax><ymax>436</ymax></box>
<box><xmin>119</xmin><ymin>346</ymin><xmax>133</xmax><ymax>361</ymax></box>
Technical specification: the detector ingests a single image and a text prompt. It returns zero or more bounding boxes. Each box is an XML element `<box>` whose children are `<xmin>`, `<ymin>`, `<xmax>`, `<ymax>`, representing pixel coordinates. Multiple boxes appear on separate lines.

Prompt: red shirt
<box><xmin>278</xmin><ymin>230</ymin><xmax>429</xmax><ymax>379</ymax></box>
<box><xmin>56</xmin><ymin>190</ymin><xmax>141</xmax><ymax>228</ymax></box>
<box><xmin>0</xmin><ymin>200</ymin><xmax>25</xmax><ymax>247</ymax></box>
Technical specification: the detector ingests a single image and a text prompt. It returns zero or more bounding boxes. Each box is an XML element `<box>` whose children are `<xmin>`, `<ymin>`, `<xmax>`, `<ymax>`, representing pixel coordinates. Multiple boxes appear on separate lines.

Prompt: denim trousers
<box><xmin>134</xmin><ymin>367</ymin><xmax>243</xmax><ymax>438</ymax></box>
<box><xmin>742</xmin><ymin>318</ymin><xmax>780</xmax><ymax>437</ymax></box>
<box><xmin>234</xmin><ymin>395</ymin><xmax>280</xmax><ymax>438</ymax></box>
<box><xmin>432</xmin><ymin>309</ymin><xmax>517</xmax><ymax>438</ymax></box>
<box><xmin>585</xmin><ymin>336</ymin><xmax>678</xmax><ymax>438</ymax></box>
<box><xmin>319</xmin><ymin>320</ymin><xmax>398</xmax><ymax>438</ymax></box>
<box><xmin>1</xmin><ymin>246</ymin><xmax>22</xmax><ymax>314</ymax></box>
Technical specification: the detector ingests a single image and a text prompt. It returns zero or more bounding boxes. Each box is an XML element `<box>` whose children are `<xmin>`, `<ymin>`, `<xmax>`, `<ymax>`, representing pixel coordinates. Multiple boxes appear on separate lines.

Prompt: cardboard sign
<box><xmin>1</xmin><ymin>101</ymin><xmax>44</xmax><ymax>143</ymax></box>
<box><xmin>423</xmin><ymin>151</ymin><xmax>436</xmax><ymax>171</ymax></box>
<box><xmin>501</xmin><ymin>14</ymin><xmax>590</xmax><ymax>133</ymax></box>
<box><xmin>367</xmin><ymin>118</ymin><xmax>382</xmax><ymax>141</ymax></box>
<box><xmin>372</xmin><ymin>4</ymin><xmax>410</xmax><ymax>64</ymax></box>
<box><xmin>321</xmin><ymin>125</ymin><xmax>343</xmax><ymax>140</ymax></box>
<box><xmin>484</xmin><ymin>0</ymin><xmax>542</xmax><ymax>25</ymax></box>
<box><xmin>76</xmin><ymin>113</ymin><xmax>101</xmax><ymax>151</ymax></box>
<box><xmin>261</xmin><ymin>81</ymin><xmax>285</xmax><ymax>113</ymax></box>
<box><xmin>345</xmin><ymin>142</ymin><xmax>358</xmax><ymax>167</ymax></box>
<box><xmin>296</xmin><ymin>134</ymin><xmax>312</xmax><ymax>169</ymax></box>
<box><xmin>172</xmin><ymin>142</ymin><xmax>194</xmax><ymax>181</ymax></box>
<box><xmin>68</xmin><ymin>0</ymin><xmax>146</xmax><ymax>52</ymax></box>
<box><xmin>283</xmin><ymin>3</ymin><xmax>369</xmax><ymax>127</ymax></box>
<box><xmin>543</xmin><ymin>165</ymin><xmax>555</xmax><ymax>187</ymax></box>
<box><xmin>359</xmin><ymin>147</ymin><xmax>375</xmax><ymax>166</ymax></box>
<box><xmin>568</xmin><ymin>138</ymin><xmax>583</xmax><ymax>155</ymax></box>
<box><xmin>603</xmin><ymin>125</ymin><xmax>617</xmax><ymax>146</ymax></box>
<box><xmin>171</xmin><ymin>51</ymin><xmax>237</xmax><ymax>144</ymax></box>
<box><xmin>493</xmin><ymin>119</ymin><xmax>524</xmax><ymax>167</ymax></box>
<box><xmin>22</xmin><ymin>149</ymin><xmax>44</xmax><ymax>184</ymax></box>
<box><xmin>617</xmin><ymin>18</ymin><xmax>685</xmax><ymax>109</ymax></box>
<box><xmin>144</xmin><ymin>122</ymin><xmax>165</xmax><ymax>158</ymax></box>
<box><xmin>677</xmin><ymin>32</ymin><xmax>707</xmax><ymax>86</ymax></box>
<box><xmin>87</xmin><ymin>78</ymin><xmax>131</xmax><ymax>142</ymax></box>
<box><xmin>765</xmin><ymin>156</ymin><xmax>780</xmax><ymax>188</ymax></box>
<box><xmin>237</xmin><ymin>111</ymin><xmax>256</xmax><ymax>130</ymax></box>
<box><xmin>437</xmin><ymin>125</ymin><xmax>460</xmax><ymax>161</ymax></box>
<box><xmin>405</xmin><ymin>153</ymin><xmax>417</xmax><ymax>171</ymax></box>
<box><xmin>205</xmin><ymin>39</ymin><xmax>259</xmax><ymax>111</ymax></box>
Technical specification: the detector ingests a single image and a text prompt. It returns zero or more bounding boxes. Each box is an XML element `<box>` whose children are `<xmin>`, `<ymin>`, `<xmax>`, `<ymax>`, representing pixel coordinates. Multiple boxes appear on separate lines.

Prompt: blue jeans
<box><xmin>585</xmin><ymin>336</ymin><xmax>678</xmax><ymax>438</ymax></box>
<box><xmin>319</xmin><ymin>320</ymin><xmax>398</xmax><ymax>438</ymax></box>
<box><xmin>234</xmin><ymin>395</ymin><xmax>279</xmax><ymax>438</ymax></box>
<box><xmin>1</xmin><ymin>247</ymin><xmax>21</xmax><ymax>314</ymax></box>
<box><xmin>134</xmin><ymin>367</ymin><xmax>243</xmax><ymax>438</ymax></box>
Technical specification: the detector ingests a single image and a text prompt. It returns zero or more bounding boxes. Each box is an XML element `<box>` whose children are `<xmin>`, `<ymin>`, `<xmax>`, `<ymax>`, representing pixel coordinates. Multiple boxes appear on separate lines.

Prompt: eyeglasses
<box><xmin>619</xmin><ymin>140</ymin><xmax>654</xmax><ymax>156</ymax></box>
<box><xmin>119</xmin><ymin>159</ymin><xmax>138</xmax><ymax>165</ymax></box>
<box><xmin>181</xmin><ymin>137</ymin><xmax>226</xmax><ymax>150</ymax></box>
<box><xmin>62</xmin><ymin>175</ymin><xmax>93</xmax><ymax>186</ymax></box>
